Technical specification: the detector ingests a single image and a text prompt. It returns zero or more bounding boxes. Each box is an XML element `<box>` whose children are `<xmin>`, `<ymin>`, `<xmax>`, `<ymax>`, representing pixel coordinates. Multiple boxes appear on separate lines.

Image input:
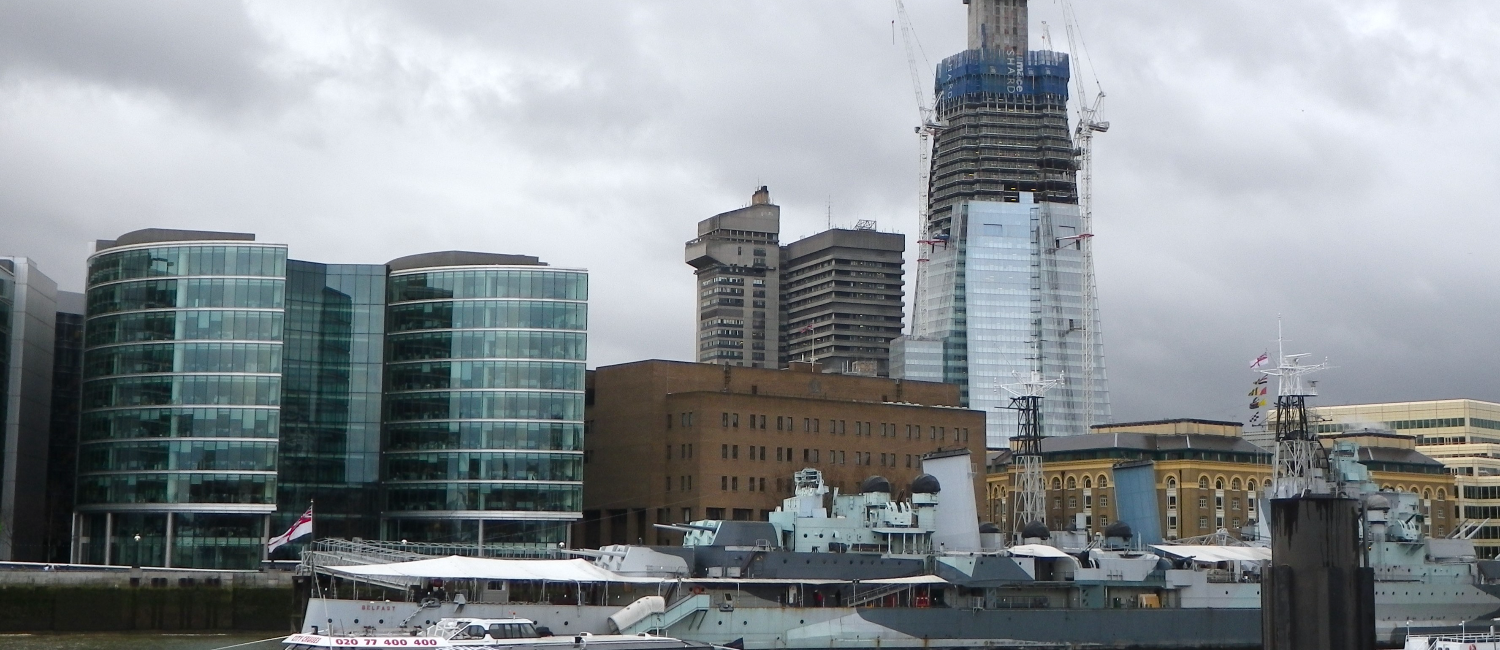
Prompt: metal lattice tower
<box><xmin>1001</xmin><ymin>371</ymin><xmax>1064</xmax><ymax>532</ymax></box>
<box><xmin>1261</xmin><ymin>321</ymin><xmax>1331</xmax><ymax>498</ymax></box>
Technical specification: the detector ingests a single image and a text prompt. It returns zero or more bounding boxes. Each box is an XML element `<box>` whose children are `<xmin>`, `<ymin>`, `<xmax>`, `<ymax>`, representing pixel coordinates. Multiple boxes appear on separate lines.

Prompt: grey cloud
<box><xmin>2</xmin><ymin>0</ymin><xmax>1498</xmax><ymax>428</ymax></box>
<box><xmin>0</xmin><ymin>0</ymin><xmax>274</xmax><ymax>110</ymax></box>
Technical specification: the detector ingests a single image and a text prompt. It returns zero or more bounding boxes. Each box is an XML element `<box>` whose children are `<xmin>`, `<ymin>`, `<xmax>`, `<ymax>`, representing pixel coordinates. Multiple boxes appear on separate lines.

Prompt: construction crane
<box><xmin>893</xmin><ymin>0</ymin><xmax>945</xmax><ymax>336</ymax></box>
<box><xmin>1055</xmin><ymin>0</ymin><xmax>1109</xmax><ymax>430</ymax></box>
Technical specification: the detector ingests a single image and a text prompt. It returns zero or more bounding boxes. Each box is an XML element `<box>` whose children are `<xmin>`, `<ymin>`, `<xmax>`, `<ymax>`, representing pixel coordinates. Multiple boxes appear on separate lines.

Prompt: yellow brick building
<box><xmin>984</xmin><ymin>418</ymin><xmax>1456</xmax><ymax>543</ymax></box>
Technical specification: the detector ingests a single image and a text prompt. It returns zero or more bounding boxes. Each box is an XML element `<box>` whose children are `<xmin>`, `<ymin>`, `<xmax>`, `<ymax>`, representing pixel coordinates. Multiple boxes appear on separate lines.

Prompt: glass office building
<box><xmin>77</xmin><ymin>233</ymin><xmax>286</xmax><ymax>568</ymax></box>
<box><xmin>71</xmin><ymin>232</ymin><xmax>587</xmax><ymax>568</ymax></box>
<box><xmin>382</xmin><ymin>253</ymin><xmax>586</xmax><ymax>549</ymax></box>
<box><xmin>273</xmin><ymin>261</ymin><xmax>386</xmax><ymax>548</ymax></box>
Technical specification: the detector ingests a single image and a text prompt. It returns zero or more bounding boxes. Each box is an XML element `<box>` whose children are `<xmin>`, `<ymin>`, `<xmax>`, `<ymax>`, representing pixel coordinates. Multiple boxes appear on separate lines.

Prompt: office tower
<box><xmin>0</xmin><ymin>257</ymin><xmax>59</xmax><ymax>561</ymax></box>
<box><xmin>893</xmin><ymin>0</ymin><xmax>1110</xmax><ymax>444</ymax></box>
<box><xmin>686</xmin><ymin>187</ymin><xmax>781</xmax><ymax>368</ymax></box>
<box><xmin>78</xmin><ymin>231</ymin><xmax>290</xmax><ymax>568</ymax></box>
<box><xmin>688</xmin><ymin>189</ymin><xmax>909</xmax><ymax>376</ymax></box>
<box><xmin>43</xmin><ymin>291</ymin><xmax>84</xmax><ymax>562</ymax></box>
<box><xmin>74</xmin><ymin>230</ymin><xmax>587</xmax><ymax>568</ymax></box>
<box><xmin>381</xmin><ymin>252</ymin><xmax>587</xmax><ymax>548</ymax></box>
<box><xmin>275</xmin><ymin>261</ymin><xmax>386</xmax><ymax>545</ymax></box>
<box><xmin>781</xmin><ymin>226</ymin><xmax>905</xmax><ymax>377</ymax></box>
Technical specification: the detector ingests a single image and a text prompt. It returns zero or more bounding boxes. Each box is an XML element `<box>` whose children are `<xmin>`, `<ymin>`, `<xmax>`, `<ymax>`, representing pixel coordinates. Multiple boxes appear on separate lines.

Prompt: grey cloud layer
<box><xmin>1</xmin><ymin>0</ymin><xmax>1495</xmax><ymax>425</ymax></box>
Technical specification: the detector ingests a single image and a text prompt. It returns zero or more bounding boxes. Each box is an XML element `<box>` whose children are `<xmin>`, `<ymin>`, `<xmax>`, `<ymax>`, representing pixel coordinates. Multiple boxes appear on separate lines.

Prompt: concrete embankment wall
<box><xmin>0</xmin><ymin>566</ymin><xmax>299</xmax><ymax>632</ymax></box>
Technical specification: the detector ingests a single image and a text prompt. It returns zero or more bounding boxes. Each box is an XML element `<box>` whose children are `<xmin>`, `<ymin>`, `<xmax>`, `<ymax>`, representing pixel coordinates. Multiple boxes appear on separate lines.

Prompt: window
<box><xmin>1168</xmin><ymin>515</ymin><xmax>1178</xmax><ymax>529</ymax></box>
<box><xmin>804</xmin><ymin>418</ymin><xmax>811</xmax><ymax>432</ymax></box>
<box><xmin>1231</xmin><ymin>478</ymin><xmax>1242</xmax><ymax>490</ymax></box>
<box><xmin>1198</xmin><ymin>497</ymin><xmax>1208</xmax><ymax>509</ymax></box>
<box><xmin>1198</xmin><ymin>516</ymin><xmax>1208</xmax><ymax>530</ymax></box>
<box><xmin>722</xmin><ymin>412</ymin><xmax>729</xmax><ymax>427</ymax></box>
<box><xmin>1066</xmin><ymin>476</ymin><xmax>1077</xmax><ymax>489</ymax></box>
<box><xmin>732</xmin><ymin>476</ymin><xmax>739</xmax><ymax>491</ymax></box>
<box><xmin>1068</xmin><ymin>496</ymin><xmax>1078</xmax><ymax>509</ymax></box>
<box><xmin>1084</xmin><ymin>494</ymin><xmax>1092</xmax><ymax>508</ymax></box>
<box><xmin>732</xmin><ymin>413</ymin><xmax>739</xmax><ymax>428</ymax></box>
<box><xmin>1053</xmin><ymin>497</ymin><xmax>1061</xmax><ymax>510</ymax></box>
<box><xmin>721</xmin><ymin>476</ymin><xmax>728</xmax><ymax>491</ymax></box>
<box><xmin>746</xmin><ymin>477</ymin><xmax>754</xmax><ymax>491</ymax></box>
<box><xmin>905</xmin><ymin>454</ymin><xmax>912</xmax><ymax>468</ymax></box>
<box><xmin>732</xmin><ymin>445</ymin><xmax>739</xmax><ymax>459</ymax></box>
<box><xmin>1098</xmin><ymin>495</ymin><xmax>1108</xmax><ymax>508</ymax></box>
<box><xmin>706</xmin><ymin>508</ymin><xmax>724</xmax><ymax>520</ymax></box>
<box><xmin>666</xmin><ymin>445</ymin><xmax>672</xmax><ymax>460</ymax></box>
<box><xmin>1098</xmin><ymin>475</ymin><xmax>1108</xmax><ymax>489</ymax></box>
<box><xmin>721</xmin><ymin>444</ymin><xmax>728</xmax><ymax>459</ymax></box>
<box><xmin>759</xmin><ymin>414</ymin><xmax>767</xmax><ymax>429</ymax></box>
<box><xmin>1215</xmin><ymin>495</ymin><xmax>1223</xmax><ymax>509</ymax></box>
<box><xmin>759</xmin><ymin>477</ymin><xmax>766</xmax><ymax>492</ymax></box>
<box><xmin>1051</xmin><ymin>477</ymin><xmax>1062</xmax><ymax>489</ymax></box>
<box><xmin>666</xmin><ymin>476</ymin><xmax>672</xmax><ymax>491</ymax></box>
<box><xmin>1215</xmin><ymin>478</ymin><xmax>1225</xmax><ymax>490</ymax></box>
<box><xmin>1083</xmin><ymin>477</ymin><xmax>1093</xmax><ymax>489</ymax></box>
<box><xmin>1166</xmin><ymin>477</ymin><xmax>1177</xmax><ymax>489</ymax></box>
<box><xmin>682</xmin><ymin>507</ymin><xmax>692</xmax><ymax>522</ymax></box>
<box><xmin>1199</xmin><ymin>476</ymin><xmax>1209</xmax><ymax>489</ymax></box>
<box><xmin>1168</xmin><ymin>494</ymin><xmax>1177</xmax><ymax>507</ymax></box>
<box><xmin>1232</xmin><ymin>518</ymin><xmax>1241</xmax><ymax>529</ymax></box>
<box><xmin>1231</xmin><ymin>498</ymin><xmax>1241</xmax><ymax>511</ymax></box>
<box><xmin>666</xmin><ymin>414</ymin><xmax>672</xmax><ymax>429</ymax></box>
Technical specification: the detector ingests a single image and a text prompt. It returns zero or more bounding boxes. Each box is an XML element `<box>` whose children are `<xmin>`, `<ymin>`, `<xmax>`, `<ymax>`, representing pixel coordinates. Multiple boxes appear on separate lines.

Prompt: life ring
<box><xmin>691</xmin><ymin>586</ymin><xmax>705</xmax><ymax>595</ymax></box>
<box><xmin>1469</xmin><ymin>644</ymin><xmax>1476</xmax><ymax>650</ymax></box>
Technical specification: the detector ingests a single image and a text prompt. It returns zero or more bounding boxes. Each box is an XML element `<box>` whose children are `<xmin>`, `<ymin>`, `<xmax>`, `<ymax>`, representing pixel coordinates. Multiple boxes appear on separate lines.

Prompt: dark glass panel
<box><xmin>385</xmin><ymin>452</ymin><xmax>582</xmax><ymax>481</ymax></box>
<box><xmin>83</xmin><ymin>375</ymin><xmax>281</xmax><ymax>409</ymax></box>
<box><xmin>87</xmin><ymin>278</ymin><xmax>284</xmax><ymax>315</ymax></box>
<box><xmin>387</xmin><ymin>361</ymin><xmax>584</xmax><ymax>391</ymax></box>
<box><xmin>386</xmin><ymin>301</ymin><xmax>586</xmax><ymax>332</ymax></box>
<box><xmin>79</xmin><ymin>407</ymin><xmax>278</xmax><ymax>441</ymax></box>
<box><xmin>389</xmin><ymin>270</ymin><xmax>587</xmax><ymax>302</ymax></box>
<box><xmin>387</xmin><ymin>331</ymin><xmax>586</xmax><ymax>362</ymax></box>
<box><xmin>384</xmin><ymin>421</ymin><xmax>582</xmax><ymax>452</ymax></box>
<box><xmin>384</xmin><ymin>391</ymin><xmax>583</xmax><ymax>422</ymax></box>
<box><xmin>88</xmin><ymin>245</ymin><xmax>287</xmax><ymax>285</ymax></box>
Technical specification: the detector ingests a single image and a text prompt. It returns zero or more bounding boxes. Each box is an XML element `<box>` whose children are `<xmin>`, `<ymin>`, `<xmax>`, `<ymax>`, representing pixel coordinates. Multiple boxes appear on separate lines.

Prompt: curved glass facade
<box><xmin>382</xmin><ymin>266</ymin><xmax>586</xmax><ymax>548</ymax></box>
<box><xmin>77</xmin><ymin>241</ymin><xmax>286</xmax><ymax>569</ymax></box>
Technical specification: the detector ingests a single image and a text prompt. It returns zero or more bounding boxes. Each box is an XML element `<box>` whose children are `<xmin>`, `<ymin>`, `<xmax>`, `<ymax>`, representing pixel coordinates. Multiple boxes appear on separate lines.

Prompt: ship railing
<box><xmin>848</xmin><ymin>582</ymin><xmax>911</xmax><ymax>607</ymax></box>
<box><xmin>986</xmin><ymin>595</ymin><xmax>1050</xmax><ymax>609</ymax></box>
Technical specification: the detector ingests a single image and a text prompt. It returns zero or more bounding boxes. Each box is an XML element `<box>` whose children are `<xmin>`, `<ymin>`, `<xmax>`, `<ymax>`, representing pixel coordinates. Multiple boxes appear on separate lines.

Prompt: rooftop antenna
<box><xmin>999</xmin><ymin>371</ymin><xmax>1065</xmax><ymax>535</ymax></box>
<box><xmin>1260</xmin><ymin>317</ymin><xmax>1331</xmax><ymax>498</ymax></box>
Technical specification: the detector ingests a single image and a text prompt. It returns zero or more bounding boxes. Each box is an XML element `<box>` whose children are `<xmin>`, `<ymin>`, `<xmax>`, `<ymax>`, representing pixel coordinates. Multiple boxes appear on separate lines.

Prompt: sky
<box><xmin>2</xmin><ymin>0</ymin><xmax>1497</xmax><ymax>426</ymax></box>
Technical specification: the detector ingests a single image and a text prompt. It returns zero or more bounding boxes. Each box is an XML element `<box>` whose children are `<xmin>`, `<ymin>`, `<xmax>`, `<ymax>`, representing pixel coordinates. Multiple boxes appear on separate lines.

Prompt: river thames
<box><xmin>0</xmin><ymin>633</ymin><xmax>284</xmax><ymax>650</ymax></box>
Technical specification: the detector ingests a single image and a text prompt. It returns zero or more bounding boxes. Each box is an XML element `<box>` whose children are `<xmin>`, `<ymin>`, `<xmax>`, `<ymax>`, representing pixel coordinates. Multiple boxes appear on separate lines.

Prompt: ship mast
<box><xmin>1001</xmin><ymin>371</ymin><xmax>1065</xmax><ymax>534</ymax></box>
<box><xmin>1262</xmin><ymin>320</ymin><xmax>1331</xmax><ymax>499</ymax></box>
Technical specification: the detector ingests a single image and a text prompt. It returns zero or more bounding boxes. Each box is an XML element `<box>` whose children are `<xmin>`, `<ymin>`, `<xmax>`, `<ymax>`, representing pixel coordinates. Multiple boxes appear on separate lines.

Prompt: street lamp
<box><xmin>132</xmin><ymin>533</ymin><xmax>142</xmax><ymax>569</ymax></box>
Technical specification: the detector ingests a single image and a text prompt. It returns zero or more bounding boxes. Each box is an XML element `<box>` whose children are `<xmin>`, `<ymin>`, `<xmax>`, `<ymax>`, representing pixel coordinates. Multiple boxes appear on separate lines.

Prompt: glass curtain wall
<box><xmin>272</xmin><ymin>261</ymin><xmax>385</xmax><ymax>556</ymax></box>
<box><xmin>77</xmin><ymin>242</ymin><xmax>287</xmax><ymax>568</ymax></box>
<box><xmin>0</xmin><ymin>264</ymin><xmax>12</xmax><ymax>534</ymax></box>
<box><xmin>382</xmin><ymin>266</ymin><xmax>587</xmax><ymax>549</ymax></box>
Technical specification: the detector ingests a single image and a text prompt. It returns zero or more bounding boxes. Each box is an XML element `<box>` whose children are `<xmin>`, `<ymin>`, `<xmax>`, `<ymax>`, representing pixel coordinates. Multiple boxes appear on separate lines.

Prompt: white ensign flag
<box><xmin>268</xmin><ymin>506</ymin><xmax>314</xmax><ymax>552</ymax></box>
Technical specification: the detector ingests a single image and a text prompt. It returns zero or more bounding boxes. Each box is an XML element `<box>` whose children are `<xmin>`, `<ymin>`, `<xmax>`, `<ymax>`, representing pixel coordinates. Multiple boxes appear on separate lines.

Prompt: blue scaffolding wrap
<box><xmin>935</xmin><ymin>49</ymin><xmax>1070</xmax><ymax>103</ymax></box>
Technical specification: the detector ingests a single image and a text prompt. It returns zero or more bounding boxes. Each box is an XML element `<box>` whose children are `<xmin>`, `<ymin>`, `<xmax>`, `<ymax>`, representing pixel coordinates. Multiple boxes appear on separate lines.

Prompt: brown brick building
<box><xmin>578</xmin><ymin>360</ymin><xmax>986</xmax><ymax>548</ymax></box>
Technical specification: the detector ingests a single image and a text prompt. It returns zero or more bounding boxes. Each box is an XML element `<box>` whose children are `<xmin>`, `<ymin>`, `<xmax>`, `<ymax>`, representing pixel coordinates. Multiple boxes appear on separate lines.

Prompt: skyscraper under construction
<box><xmin>892</xmin><ymin>0</ymin><xmax>1110</xmax><ymax>445</ymax></box>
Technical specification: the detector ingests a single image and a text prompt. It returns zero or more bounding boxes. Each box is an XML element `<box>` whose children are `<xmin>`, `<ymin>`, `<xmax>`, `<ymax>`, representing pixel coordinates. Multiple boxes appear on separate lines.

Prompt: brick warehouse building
<box><xmin>578</xmin><ymin>360</ymin><xmax>985</xmax><ymax>547</ymax></box>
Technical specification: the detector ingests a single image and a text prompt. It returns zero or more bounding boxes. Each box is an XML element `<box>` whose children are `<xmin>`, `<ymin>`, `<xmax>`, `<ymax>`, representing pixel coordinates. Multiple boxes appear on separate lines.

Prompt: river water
<box><xmin>0</xmin><ymin>633</ymin><xmax>284</xmax><ymax>650</ymax></box>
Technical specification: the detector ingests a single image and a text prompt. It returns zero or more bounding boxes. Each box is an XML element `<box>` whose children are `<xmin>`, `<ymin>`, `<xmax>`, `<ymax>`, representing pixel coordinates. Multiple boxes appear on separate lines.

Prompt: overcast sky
<box><xmin>2</xmin><ymin>0</ymin><xmax>1497</xmax><ymax>427</ymax></box>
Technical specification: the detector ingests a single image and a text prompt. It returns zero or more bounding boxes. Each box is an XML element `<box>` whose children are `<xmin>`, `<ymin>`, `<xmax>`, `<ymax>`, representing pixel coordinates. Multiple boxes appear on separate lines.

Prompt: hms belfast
<box><xmin>894</xmin><ymin>0</ymin><xmax>1109</xmax><ymax>445</ymax></box>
